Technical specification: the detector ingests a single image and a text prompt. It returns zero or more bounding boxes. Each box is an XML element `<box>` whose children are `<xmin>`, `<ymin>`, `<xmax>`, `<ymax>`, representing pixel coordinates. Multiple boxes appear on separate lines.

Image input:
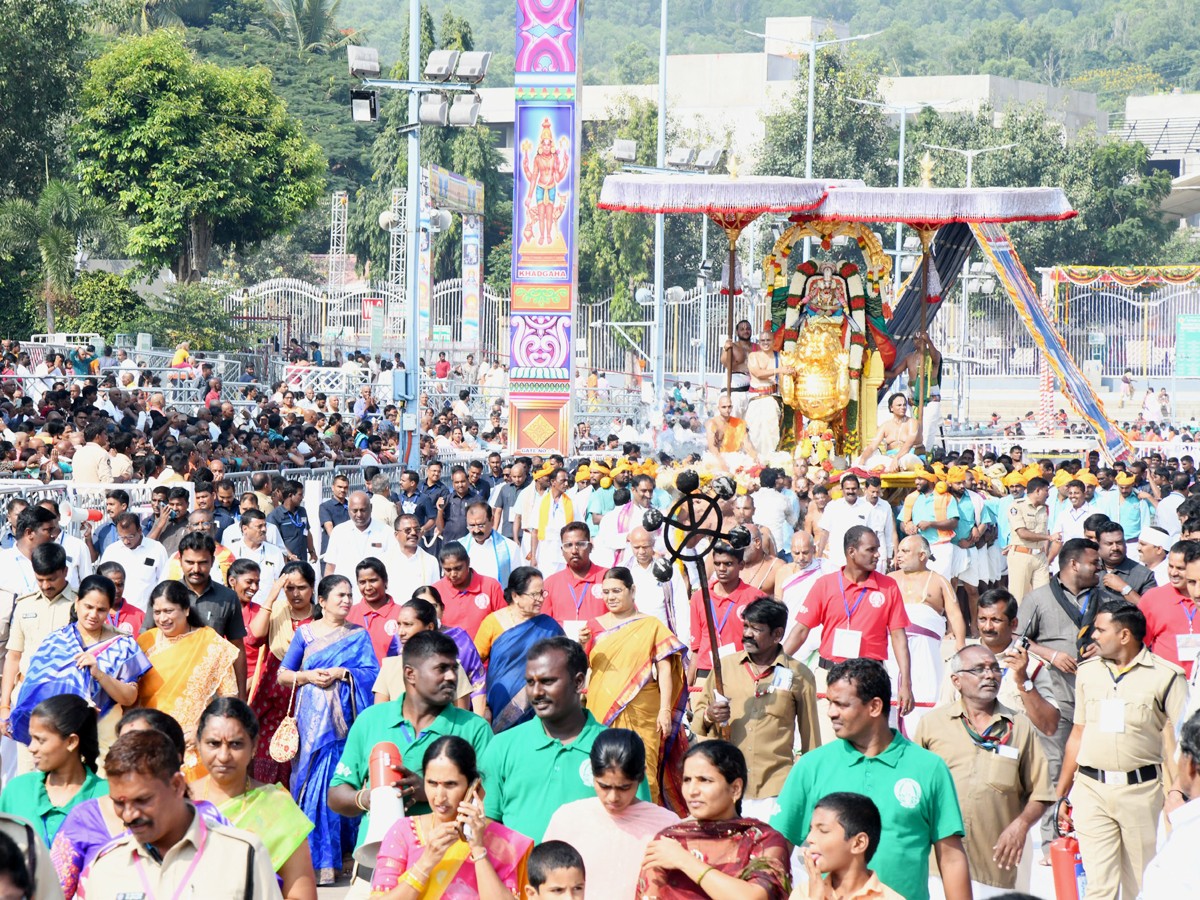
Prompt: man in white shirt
<box><xmin>100</xmin><ymin>513</ymin><xmax>168</xmax><ymax>611</ymax></box>
<box><xmin>0</xmin><ymin>506</ymin><xmax>58</xmax><ymax>597</ymax></box>
<box><xmin>860</xmin><ymin>476</ymin><xmax>897</xmax><ymax>573</ymax></box>
<box><xmin>381</xmin><ymin>514</ymin><xmax>442</xmax><ymax>588</ymax></box>
<box><xmin>38</xmin><ymin>501</ymin><xmax>93</xmax><ymax>590</ymax></box>
<box><xmin>1139</xmin><ymin>710</ymin><xmax>1200</xmax><ymax>898</ymax></box>
<box><xmin>1138</xmin><ymin>526</ymin><xmax>1173</xmax><ymax>586</ymax></box>
<box><xmin>226</xmin><ymin>509</ymin><xmax>286</xmax><ymax>605</ymax></box>
<box><xmin>324</xmin><ymin>491</ymin><xmax>393</xmax><ymax>598</ymax></box>
<box><xmin>625</xmin><ymin>526</ymin><xmax>690</xmax><ymax>649</ymax></box>
<box><xmin>1156</xmin><ymin>472</ymin><xmax>1189</xmax><ymax>539</ymax></box>
<box><xmin>459</xmin><ymin>502</ymin><xmax>519</xmax><ymax>588</ymax></box>
<box><xmin>594</xmin><ymin>474</ymin><xmax>657</xmax><ymax>568</ymax></box>
<box><xmin>1050</xmin><ymin>479</ymin><xmax>1095</xmax><ymax>547</ymax></box>
<box><xmin>753</xmin><ymin>466</ymin><xmax>797</xmax><ymax>558</ymax></box>
<box><xmin>815</xmin><ymin>473</ymin><xmax>870</xmax><ymax>572</ymax></box>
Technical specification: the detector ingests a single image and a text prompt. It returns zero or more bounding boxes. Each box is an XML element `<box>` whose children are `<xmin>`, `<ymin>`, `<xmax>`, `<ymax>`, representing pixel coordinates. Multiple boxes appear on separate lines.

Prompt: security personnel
<box><xmin>78</xmin><ymin>730</ymin><xmax>281</xmax><ymax>900</ymax></box>
<box><xmin>1006</xmin><ymin>475</ymin><xmax>1052</xmax><ymax>602</ymax></box>
<box><xmin>1057</xmin><ymin>600</ymin><xmax>1187</xmax><ymax>900</ymax></box>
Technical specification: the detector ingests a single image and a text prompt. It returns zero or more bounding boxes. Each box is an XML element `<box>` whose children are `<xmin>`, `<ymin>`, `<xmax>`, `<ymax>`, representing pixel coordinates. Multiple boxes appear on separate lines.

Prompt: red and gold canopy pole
<box><xmin>709</xmin><ymin>212</ymin><xmax>761</xmax><ymax>396</ymax></box>
<box><xmin>914</xmin><ymin>227</ymin><xmax>937</xmax><ymax>448</ymax></box>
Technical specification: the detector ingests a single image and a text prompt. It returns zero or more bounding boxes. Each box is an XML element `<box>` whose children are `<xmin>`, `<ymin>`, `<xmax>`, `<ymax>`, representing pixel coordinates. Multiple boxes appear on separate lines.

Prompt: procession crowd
<box><xmin>2</xmin><ymin>337</ymin><xmax>1200</xmax><ymax>900</ymax></box>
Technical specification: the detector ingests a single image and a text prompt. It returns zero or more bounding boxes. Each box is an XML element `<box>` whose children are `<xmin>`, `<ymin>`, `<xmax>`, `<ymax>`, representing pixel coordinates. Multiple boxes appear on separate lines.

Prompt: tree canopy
<box><xmin>73</xmin><ymin>29</ymin><xmax>326</xmax><ymax>282</ymax></box>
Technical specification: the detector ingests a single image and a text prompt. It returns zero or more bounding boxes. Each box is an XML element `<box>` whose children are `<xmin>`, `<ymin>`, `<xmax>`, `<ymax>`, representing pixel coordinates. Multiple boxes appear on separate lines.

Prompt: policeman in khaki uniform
<box><xmin>1057</xmin><ymin>600</ymin><xmax>1187</xmax><ymax>900</ymax></box>
<box><xmin>1006</xmin><ymin>476</ymin><xmax>1052</xmax><ymax>603</ymax></box>
<box><xmin>78</xmin><ymin>730</ymin><xmax>282</xmax><ymax>900</ymax></box>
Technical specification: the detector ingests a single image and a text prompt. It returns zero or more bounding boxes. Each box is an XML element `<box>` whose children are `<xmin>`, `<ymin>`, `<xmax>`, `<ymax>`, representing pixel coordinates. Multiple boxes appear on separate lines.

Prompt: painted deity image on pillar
<box><xmin>513</xmin><ymin>104</ymin><xmax>574</xmax><ymax>283</ymax></box>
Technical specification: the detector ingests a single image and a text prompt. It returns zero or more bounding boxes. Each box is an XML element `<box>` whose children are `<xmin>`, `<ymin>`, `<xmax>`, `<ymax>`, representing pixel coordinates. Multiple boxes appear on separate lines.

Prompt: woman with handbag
<box><xmin>278</xmin><ymin>574</ymin><xmax>379</xmax><ymax>887</ymax></box>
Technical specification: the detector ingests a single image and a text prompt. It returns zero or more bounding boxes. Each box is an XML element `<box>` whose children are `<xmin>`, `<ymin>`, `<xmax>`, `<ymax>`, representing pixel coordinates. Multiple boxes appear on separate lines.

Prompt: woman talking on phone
<box><xmin>370</xmin><ymin>735</ymin><xmax>533</xmax><ymax>899</ymax></box>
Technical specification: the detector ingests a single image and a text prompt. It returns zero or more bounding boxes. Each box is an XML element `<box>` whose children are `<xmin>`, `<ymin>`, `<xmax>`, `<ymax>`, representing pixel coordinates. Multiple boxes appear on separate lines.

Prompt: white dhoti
<box><xmin>862</xmin><ymin>449</ymin><xmax>922</xmax><ymax>472</ymax></box>
<box><xmin>927</xmin><ymin>541</ymin><xmax>966</xmax><ymax>581</ymax></box>
<box><xmin>889</xmin><ymin>602</ymin><xmax>946</xmax><ymax>734</ymax></box>
<box><xmin>730</xmin><ymin>373</ymin><xmax>751</xmax><ymax>418</ymax></box>
<box><xmin>958</xmin><ymin>546</ymin><xmax>987</xmax><ymax>587</ymax></box>
<box><xmin>921</xmin><ymin>399</ymin><xmax>941</xmax><ymax>449</ymax></box>
<box><xmin>745</xmin><ymin>393</ymin><xmax>781</xmax><ymax>455</ymax></box>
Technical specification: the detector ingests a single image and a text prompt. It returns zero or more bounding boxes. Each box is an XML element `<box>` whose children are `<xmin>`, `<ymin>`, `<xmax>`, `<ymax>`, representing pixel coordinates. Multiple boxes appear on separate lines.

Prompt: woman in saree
<box><xmin>544</xmin><ymin>728</ymin><xmax>680</xmax><ymax>899</ymax></box>
<box><xmin>376</xmin><ymin>596</ymin><xmax>485</xmax><ymax>716</ymax></box>
<box><xmin>581</xmin><ymin>566</ymin><xmax>687</xmax><ymax>806</ymax></box>
<box><xmin>245</xmin><ymin>560</ymin><xmax>317</xmax><ymax>785</ymax></box>
<box><xmin>473</xmin><ymin>567</ymin><xmax>563</xmax><ymax>732</ymax></box>
<box><xmin>413</xmin><ymin>587</ymin><xmax>485</xmax><ymax>707</ymax></box>
<box><xmin>8</xmin><ymin>574</ymin><xmax>150</xmax><ymax>758</ymax></box>
<box><xmin>278</xmin><ymin>574</ymin><xmax>378</xmax><ymax>886</ymax></box>
<box><xmin>192</xmin><ymin>698</ymin><xmax>317</xmax><ymax>900</ymax></box>
<box><xmin>370</xmin><ymin>735</ymin><xmax>532</xmax><ymax>899</ymax></box>
<box><xmin>136</xmin><ymin>580</ymin><xmax>239</xmax><ymax>778</ymax></box>
<box><xmin>638</xmin><ymin>741</ymin><xmax>791</xmax><ymax>900</ymax></box>
<box><xmin>51</xmin><ymin>709</ymin><xmax>229</xmax><ymax>899</ymax></box>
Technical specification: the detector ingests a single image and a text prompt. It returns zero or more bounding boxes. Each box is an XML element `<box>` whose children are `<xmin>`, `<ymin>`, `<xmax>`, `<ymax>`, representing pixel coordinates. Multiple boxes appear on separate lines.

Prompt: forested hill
<box><xmin>342</xmin><ymin>0</ymin><xmax>1200</xmax><ymax>106</ymax></box>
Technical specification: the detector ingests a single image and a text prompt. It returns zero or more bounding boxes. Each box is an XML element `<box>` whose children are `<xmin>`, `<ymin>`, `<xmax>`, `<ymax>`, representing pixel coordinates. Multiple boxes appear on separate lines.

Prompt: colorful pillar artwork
<box><xmin>508</xmin><ymin>0</ymin><xmax>582</xmax><ymax>454</ymax></box>
<box><xmin>426</xmin><ymin>164</ymin><xmax>485</xmax><ymax>351</ymax></box>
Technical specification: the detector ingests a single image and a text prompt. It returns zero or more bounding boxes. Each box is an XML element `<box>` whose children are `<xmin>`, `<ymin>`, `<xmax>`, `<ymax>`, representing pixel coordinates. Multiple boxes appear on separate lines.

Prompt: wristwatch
<box><xmin>1021</xmin><ymin>678</ymin><xmax>1035</xmax><ymax>692</ymax></box>
<box><xmin>1120</xmin><ymin>585</ymin><xmax>1132</xmax><ymax>597</ymax></box>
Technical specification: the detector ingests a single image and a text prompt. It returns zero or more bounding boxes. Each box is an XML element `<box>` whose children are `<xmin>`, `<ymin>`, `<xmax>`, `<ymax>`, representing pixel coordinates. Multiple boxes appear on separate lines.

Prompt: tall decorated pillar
<box><xmin>507</xmin><ymin>0</ymin><xmax>582</xmax><ymax>454</ymax></box>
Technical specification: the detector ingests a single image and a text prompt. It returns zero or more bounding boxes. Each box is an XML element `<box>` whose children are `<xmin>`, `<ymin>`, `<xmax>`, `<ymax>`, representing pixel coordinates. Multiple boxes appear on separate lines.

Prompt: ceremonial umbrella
<box><xmin>598</xmin><ymin>173</ymin><xmax>833</xmax><ymax>394</ymax></box>
<box><xmin>791</xmin><ymin>185</ymin><xmax>1077</xmax><ymax>441</ymax></box>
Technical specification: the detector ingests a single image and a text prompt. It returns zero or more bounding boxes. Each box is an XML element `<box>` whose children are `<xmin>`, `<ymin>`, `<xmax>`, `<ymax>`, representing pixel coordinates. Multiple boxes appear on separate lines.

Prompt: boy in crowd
<box><xmin>801</xmin><ymin>792</ymin><xmax>901</xmax><ymax>900</ymax></box>
<box><xmin>525</xmin><ymin>841</ymin><xmax>586</xmax><ymax>899</ymax></box>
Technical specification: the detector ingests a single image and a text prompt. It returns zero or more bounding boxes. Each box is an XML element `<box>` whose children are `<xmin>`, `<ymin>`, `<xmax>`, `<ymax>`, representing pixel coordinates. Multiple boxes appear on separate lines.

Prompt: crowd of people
<box><xmin>3</xmin><ymin>333</ymin><xmax>1200</xmax><ymax>899</ymax></box>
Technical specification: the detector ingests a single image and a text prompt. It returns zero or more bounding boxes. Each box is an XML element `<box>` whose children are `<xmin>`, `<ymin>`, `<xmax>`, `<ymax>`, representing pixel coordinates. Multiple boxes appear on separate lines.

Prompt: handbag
<box><xmin>268</xmin><ymin>678</ymin><xmax>300</xmax><ymax>763</ymax></box>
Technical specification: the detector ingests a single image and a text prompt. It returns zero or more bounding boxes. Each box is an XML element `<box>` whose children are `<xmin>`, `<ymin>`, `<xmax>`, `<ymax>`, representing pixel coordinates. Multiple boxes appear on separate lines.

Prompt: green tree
<box><xmin>58</xmin><ymin>272</ymin><xmax>148</xmax><ymax>339</ymax></box>
<box><xmin>263</xmin><ymin>0</ymin><xmax>360</xmax><ymax>54</ymax></box>
<box><xmin>0</xmin><ymin>1</ymin><xmax>85</xmax><ymax>198</ymax></box>
<box><xmin>131</xmin><ymin>282</ymin><xmax>259</xmax><ymax>348</ymax></box>
<box><xmin>756</xmin><ymin>43</ymin><xmax>895</xmax><ymax>186</ymax></box>
<box><xmin>74</xmin><ymin>30</ymin><xmax>326</xmax><ymax>283</ymax></box>
<box><xmin>614</xmin><ymin>42</ymin><xmax>657</xmax><ymax>85</ymax></box>
<box><xmin>0</xmin><ymin>179</ymin><xmax>124</xmax><ymax>333</ymax></box>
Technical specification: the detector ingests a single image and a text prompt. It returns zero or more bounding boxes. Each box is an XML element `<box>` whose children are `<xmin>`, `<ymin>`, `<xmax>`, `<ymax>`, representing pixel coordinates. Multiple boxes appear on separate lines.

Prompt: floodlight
<box><xmin>666</xmin><ymin>147</ymin><xmax>696</xmax><ymax>168</ymax></box>
<box><xmin>981</xmin><ymin>277</ymin><xmax>996</xmax><ymax>293</ymax></box>
<box><xmin>425</xmin><ymin>50</ymin><xmax>460</xmax><ymax>83</ymax></box>
<box><xmin>348</xmin><ymin>46</ymin><xmax>381</xmax><ymax>78</ymax></box>
<box><xmin>448</xmin><ymin>93</ymin><xmax>482</xmax><ymax>127</ymax></box>
<box><xmin>635</xmin><ymin>287</ymin><xmax>653</xmax><ymax>304</ymax></box>
<box><xmin>378</xmin><ymin>210</ymin><xmax>399</xmax><ymax>231</ymax></box>
<box><xmin>693</xmin><ymin>147</ymin><xmax>724</xmax><ymax>171</ymax></box>
<box><xmin>429</xmin><ymin>210</ymin><xmax>453</xmax><ymax>233</ymax></box>
<box><xmin>350</xmin><ymin>89</ymin><xmax>378</xmax><ymax>122</ymax></box>
<box><xmin>611</xmin><ymin>139</ymin><xmax>637</xmax><ymax>163</ymax></box>
<box><xmin>454</xmin><ymin>51</ymin><xmax>492</xmax><ymax>85</ymax></box>
<box><xmin>418</xmin><ymin>93</ymin><xmax>449</xmax><ymax>127</ymax></box>
<box><xmin>665</xmin><ymin>286</ymin><xmax>686</xmax><ymax>302</ymax></box>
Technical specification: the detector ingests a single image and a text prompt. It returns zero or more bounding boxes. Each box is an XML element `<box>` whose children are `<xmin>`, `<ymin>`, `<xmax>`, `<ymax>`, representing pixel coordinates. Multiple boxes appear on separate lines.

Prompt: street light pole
<box><xmin>653</xmin><ymin>0</ymin><xmax>669</xmax><ymax>412</ymax></box>
<box><xmin>924</xmin><ymin>142</ymin><xmax>1015</xmax><ymax>425</ymax></box>
<box><xmin>404</xmin><ymin>0</ymin><xmax>421</xmax><ymax>467</ymax></box>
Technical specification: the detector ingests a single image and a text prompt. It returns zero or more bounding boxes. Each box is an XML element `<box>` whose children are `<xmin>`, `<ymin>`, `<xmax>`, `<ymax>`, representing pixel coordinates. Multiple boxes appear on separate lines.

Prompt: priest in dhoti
<box><xmin>777</xmin><ymin>531</ymin><xmax>823</xmax><ymax>671</ymax></box>
<box><xmin>744</xmin><ymin>325</ymin><xmax>794</xmax><ymax>457</ymax></box>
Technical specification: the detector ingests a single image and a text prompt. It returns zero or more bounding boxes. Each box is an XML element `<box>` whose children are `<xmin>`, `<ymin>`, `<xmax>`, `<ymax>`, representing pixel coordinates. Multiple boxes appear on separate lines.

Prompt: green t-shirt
<box><xmin>330</xmin><ymin>695</ymin><xmax>493</xmax><ymax>848</ymax></box>
<box><xmin>771</xmin><ymin>732</ymin><xmax>964</xmax><ymax>900</ymax></box>
<box><xmin>584</xmin><ymin>488</ymin><xmax>615</xmax><ymax>535</ymax></box>
<box><xmin>480</xmin><ymin>710</ymin><xmax>650</xmax><ymax>842</ymax></box>
<box><xmin>0</xmin><ymin>767</ymin><xmax>109</xmax><ymax>846</ymax></box>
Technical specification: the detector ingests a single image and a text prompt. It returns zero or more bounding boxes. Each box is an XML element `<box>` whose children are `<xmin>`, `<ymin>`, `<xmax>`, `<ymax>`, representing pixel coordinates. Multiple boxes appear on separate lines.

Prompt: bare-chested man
<box><xmin>904</xmin><ymin>334</ymin><xmax>942</xmax><ymax>451</ymax></box>
<box><xmin>890</xmin><ymin>534</ymin><xmax>966</xmax><ymax>729</ymax></box>
<box><xmin>745</xmin><ymin>326</ymin><xmax>793</xmax><ymax>456</ymax></box>
<box><xmin>857</xmin><ymin>392</ymin><xmax>921</xmax><ymax>472</ymax></box>
<box><xmin>719</xmin><ymin>319</ymin><xmax>754</xmax><ymax>417</ymax></box>
<box><xmin>704</xmin><ymin>392</ymin><xmax>757</xmax><ymax>471</ymax></box>
<box><xmin>739</xmin><ymin>524</ymin><xmax>782</xmax><ymax>595</ymax></box>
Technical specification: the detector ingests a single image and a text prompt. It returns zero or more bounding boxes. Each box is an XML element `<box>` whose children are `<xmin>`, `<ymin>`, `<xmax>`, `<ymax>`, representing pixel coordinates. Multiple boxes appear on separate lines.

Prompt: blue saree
<box><xmin>485</xmin><ymin>614</ymin><xmax>564</xmax><ymax>733</ymax></box>
<box><xmin>11</xmin><ymin>624</ymin><xmax>151</xmax><ymax>744</ymax></box>
<box><xmin>280</xmin><ymin>623</ymin><xmax>378</xmax><ymax>871</ymax></box>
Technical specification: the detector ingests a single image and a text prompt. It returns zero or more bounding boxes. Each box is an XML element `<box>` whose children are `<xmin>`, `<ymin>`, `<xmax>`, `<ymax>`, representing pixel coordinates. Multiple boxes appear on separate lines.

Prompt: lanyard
<box><xmin>133</xmin><ymin>815</ymin><xmax>208</xmax><ymax>900</ymax></box>
<box><xmin>490</xmin><ymin>533</ymin><xmax>511</xmax><ymax>585</ymax></box>
<box><xmin>1182</xmin><ymin>599</ymin><xmax>1197</xmax><ymax>633</ymax></box>
<box><xmin>710</xmin><ymin>596</ymin><xmax>735</xmax><ymax>638</ymax></box>
<box><xmin>567</xmin><ymin>579</ymin><xmax>592</xmax><ymax>614</ymax></box>
<box><xmin>839</xmin><ymin>576</ymin><xmax>870</xmax><ymax>625</ymax></box>
<box><xmin>959</xmin><ymin>716</ymin><xmax>1012</xmax><ymax>752</ymax></box>
<box><xmin>1078</xmin><ymin>590</ymin><xmax>1093</xmax><ymax>619</ymax></box>
<box><xmin>285</xmin><ymin>509</ymin><xmax>305</xmax><ymax>530</ymax></box>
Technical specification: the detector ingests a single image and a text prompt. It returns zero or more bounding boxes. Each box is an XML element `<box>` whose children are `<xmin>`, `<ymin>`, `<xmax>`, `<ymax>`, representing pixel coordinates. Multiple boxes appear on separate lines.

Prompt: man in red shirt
<box><xmin>96</xmin><ymin>560</ymin><xmax>145</xmax><ymax>636</ymax></box>
<box><xmin>431</xmin><ymin>543</ymin><xmax>505</xmax><ymax>639</ymax></box>
<box><xmin>1145</xmin><ymin>541</ymin><xmax>1198</xmax><ymax>676</ymax></box>
<box><xmin>687</xmin><ymin>544</ymin><xmax>762</xmax><ymax>683</ymax></box>
<box><xmin>434</xmin><ymin>351</ymin><xmax>451</xmax><ymax>379</ymax></box>
<box><xmin>543</xmin><ymin>522</ymin><xmax>608</xmax><ymax>639</ymax></box>
<box><xmin>783</xmin><ymin>525</ymin><xmax>914</xmax><ymax>717</ymax></box>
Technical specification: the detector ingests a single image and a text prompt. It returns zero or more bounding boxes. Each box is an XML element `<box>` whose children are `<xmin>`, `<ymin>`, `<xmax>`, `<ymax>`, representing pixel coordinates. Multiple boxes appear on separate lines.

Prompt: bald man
<box><xmin>891</xmin><ymin>535</ymin><xmax>966</xmax><ymax>731</ymax></box>
<box><xmin>777</xmin><ymin>532</ymin><xmax>822</xmax><ymax>665</ymax></box>
<box><xmin>625</xmin><ymin>526</ymin><xmax>690</xmax><ymax>648</ymax></box>
<box><xmin>323</xmin><ymin>490</ymin><xmax>394</xmax><ymax>598</ymax></box>
<box><xmin>740</xmin><ymin>524</ymin><xmax>782</xmax><ymax>595</ymax></box>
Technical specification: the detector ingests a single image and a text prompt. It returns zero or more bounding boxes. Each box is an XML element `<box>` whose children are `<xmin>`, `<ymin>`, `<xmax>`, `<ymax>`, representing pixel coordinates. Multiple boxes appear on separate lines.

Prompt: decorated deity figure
<box><xmin>521</xmin><ymin>119</ymin><xmax>570</xmax><ymax>246</ymax></box>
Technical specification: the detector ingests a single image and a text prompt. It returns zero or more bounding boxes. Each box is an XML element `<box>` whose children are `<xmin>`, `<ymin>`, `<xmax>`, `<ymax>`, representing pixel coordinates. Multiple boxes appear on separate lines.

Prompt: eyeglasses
<box><xmin>561</xmin><ymin>541</ymin><xmax>591</xmax><ymax>550</ymax></box>
<box><xmin>958</xmin><ymin>665</ymin><xmax>1003</xmax><ymax>678</ymax></box>
<box><xmin>520</xmin><ymin>590</ymin><xmax>548</xmax><ymax>600</ymax></box>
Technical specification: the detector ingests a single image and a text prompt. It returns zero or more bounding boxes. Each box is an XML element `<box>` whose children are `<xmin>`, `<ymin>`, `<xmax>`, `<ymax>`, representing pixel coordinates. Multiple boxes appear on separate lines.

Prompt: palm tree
<box><xmin>264</xmin><ymin>0</ymin><xmax>361</xmax><ymax>55</ymax></box>
<box><xmin>0</xmin><ymin>180</ymin><xmax>124</xmax><ymax>334</ymax></box>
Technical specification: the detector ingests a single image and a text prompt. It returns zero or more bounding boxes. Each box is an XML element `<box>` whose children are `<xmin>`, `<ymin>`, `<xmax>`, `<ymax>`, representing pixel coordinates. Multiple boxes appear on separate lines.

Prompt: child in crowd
<box><xmin>525</xmin><ymin>840</ymin><xmax>586</xmax><ymax>899</ymax></box>
<box><xmin>798</xmin><ymin>792</ymin><xmax>901</xmax><ymax>900</ymax></box>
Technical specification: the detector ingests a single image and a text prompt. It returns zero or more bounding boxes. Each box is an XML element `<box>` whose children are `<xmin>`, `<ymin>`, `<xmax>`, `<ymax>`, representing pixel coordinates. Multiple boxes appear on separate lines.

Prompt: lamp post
<box><xmin>923</xmin><ymin>142</ymin><xmax>1014</xmax><ymax>427</ymax></box>
<box><xmin>653</xmin><ymin>0</ymin><xmax>669</xmax><ymax>414</ymax></box>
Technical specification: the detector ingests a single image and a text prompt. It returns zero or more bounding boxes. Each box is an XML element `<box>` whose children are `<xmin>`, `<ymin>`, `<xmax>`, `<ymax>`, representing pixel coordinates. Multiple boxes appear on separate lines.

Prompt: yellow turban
<box><xmin>1022</xmin><ymin>464</ymin><xmax>1042</xmax><ymax>480</ymax></box>
<box><xmin>592</xmin><ymin>461</ymin><xmax>611</xmax><ymax>475</ymax></box>
<box><xmin>1077</xmin><ymin>471</ymin><xmax>1099</xmax><ymax>486</ymax></box>
<box><xmin>946</xmin><ymin>466</ymin><xmax>967</xmax><ymax>485</ymax></box>
<box><xmin>574</xmin><ymin>465</ymin><xmax>590</xmax><ymax>483</ymax></box>
<box><xmin>914</xmin><ymin>467</ymin><xmax>941</xmax><ymax>483</ymax></box>
<box><xmin>533</xmin><ymin>462</ymin><xmax>555</xmax><ymax>480</ymax></box>
<box><xmin>612</xmin><ymin>460</ymin><xmax>632</xmax><ymax>476</ymax></box>
<box><xmin>1003</xmin><ymin>471</ymin><xmax>1027</xmax><ymax>487</ymax></box>
<box><xmin>1051</xmin><ymin>470</ymin><xmax>1072</xmax><ymax>487</ymax></box>
<box><xmin>1116</xmin><ymin>472</ymin><xmax>1137</xmax><ymax>486</ymax></box>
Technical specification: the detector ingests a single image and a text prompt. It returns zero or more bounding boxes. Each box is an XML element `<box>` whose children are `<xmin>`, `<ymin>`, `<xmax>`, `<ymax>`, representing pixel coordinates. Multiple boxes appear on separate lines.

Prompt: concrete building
<box><xmin>478</xmin><ymin>16</ymin><xmax>1106</xmax><ymax>172</ymax></box>
<box><xmin>1119</xmin><ymin>91</ymin><xmax>1200</xmax><ymax>222</ymax></box>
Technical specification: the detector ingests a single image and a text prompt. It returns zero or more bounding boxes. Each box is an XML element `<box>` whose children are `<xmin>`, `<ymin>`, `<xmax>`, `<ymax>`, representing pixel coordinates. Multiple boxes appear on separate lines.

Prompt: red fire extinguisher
<box><xmin>1049</xmin><ymin>798</ymin><xmax>1086</xmax><ymax>900</ymax></box>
